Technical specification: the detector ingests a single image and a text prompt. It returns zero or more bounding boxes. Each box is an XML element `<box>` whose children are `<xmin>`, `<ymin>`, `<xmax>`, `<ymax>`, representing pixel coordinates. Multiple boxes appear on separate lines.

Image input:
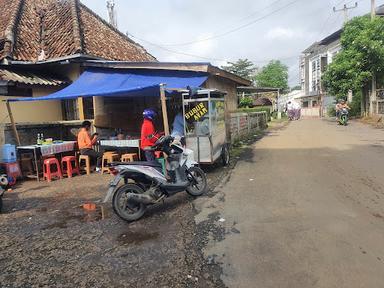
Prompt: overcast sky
<box><xmin>82</xmin><ymin>0</ymin><xmax>384</xmax><ymax>86</ymax></box>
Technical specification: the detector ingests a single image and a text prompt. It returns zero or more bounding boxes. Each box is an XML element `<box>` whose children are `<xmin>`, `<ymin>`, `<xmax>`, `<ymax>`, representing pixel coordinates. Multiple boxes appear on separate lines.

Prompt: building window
<box><xmin>83</xmin><ymin>97</ymin><xmax>94</xmax><ymax>120</ymax></box>
<box><xmin>303</xmin><ymin>101</ymin><xmax>309</xmax><ymax>108</ymax></box>
<box><xmin>62</xmin><ymin>99</ymin><xmax>79</xmax><ymax>121</ymax></box>
<box><xmin>312</xmin><ymin>100</ymin><xmax>318</xmax><ymax>107</ymax></box>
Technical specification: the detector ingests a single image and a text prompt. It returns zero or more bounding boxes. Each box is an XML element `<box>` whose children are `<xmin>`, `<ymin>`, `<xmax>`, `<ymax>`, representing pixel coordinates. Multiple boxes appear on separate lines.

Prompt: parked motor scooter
<box><xmin>103</xmin><ymin>135</ymin><xmax>207</xmax><ymax>222</ymax></box>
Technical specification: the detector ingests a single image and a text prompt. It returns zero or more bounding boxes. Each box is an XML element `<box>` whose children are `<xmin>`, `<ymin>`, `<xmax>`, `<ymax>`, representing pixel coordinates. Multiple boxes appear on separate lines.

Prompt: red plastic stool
<box><xmin>43</xmin><ymin>158</ymin><xmax>63</xmax><ymax>182</ymax></box>
<box><xmin>61</xmin><ymin>156</ymin><xmax>80</xmax><ymax>178</ymax></box>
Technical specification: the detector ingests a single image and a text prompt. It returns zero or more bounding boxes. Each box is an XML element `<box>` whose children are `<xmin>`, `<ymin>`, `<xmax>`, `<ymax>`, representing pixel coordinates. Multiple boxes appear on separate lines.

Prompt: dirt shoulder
<box><xmin>0</xmin><ymin>123</ymin><xmax>280</xmax><ymax>288</ymax></box>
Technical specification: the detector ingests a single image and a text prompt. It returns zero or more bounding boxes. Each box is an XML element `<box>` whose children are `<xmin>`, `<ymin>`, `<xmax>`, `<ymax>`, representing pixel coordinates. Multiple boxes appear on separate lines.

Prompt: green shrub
<box><xmin>349</xmin><ymin>93</ymin><xmax>361</xmax><ymax>117</ymax></box>
<box><xmin>327</xmin><ymin>106</ymin><xmax>336</xmax><ymax>117</ymax></box>
<box><xmin>239</xmin><ymin>96</ymin><xmax>254</xmax><ymax>108</ymax></box>
<box><xmin>236</xmin><ymin>106</ymin><xmax>272</xmax><ymax>121</ymax></box>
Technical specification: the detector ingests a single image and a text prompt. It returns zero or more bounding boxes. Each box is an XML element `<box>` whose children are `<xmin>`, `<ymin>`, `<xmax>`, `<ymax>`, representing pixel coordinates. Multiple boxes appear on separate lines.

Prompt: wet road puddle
<box><xmin>117</xmin><ymin>230</ymin><xmax>159</xmax><ymax>246</ymax></box>
<box><xmin>41</xmin><ymin>206</ymin><xmax>103</xmax><ymax>230</ymax></box>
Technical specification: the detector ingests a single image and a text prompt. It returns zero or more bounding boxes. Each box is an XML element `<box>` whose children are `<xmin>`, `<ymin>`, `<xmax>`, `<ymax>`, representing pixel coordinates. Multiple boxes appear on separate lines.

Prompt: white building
<box><xmin>300</xmin><ymin>29</ymin><xmax>342</xmax><ymax>117</ymax></box>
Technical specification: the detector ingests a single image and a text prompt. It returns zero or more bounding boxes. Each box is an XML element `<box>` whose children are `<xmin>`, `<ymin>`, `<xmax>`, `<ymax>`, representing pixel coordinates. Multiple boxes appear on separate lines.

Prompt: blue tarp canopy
<box><xmin>8</xmin><ymin>68</ymin><xmax>208</xmax><ymax>102</ymax></box>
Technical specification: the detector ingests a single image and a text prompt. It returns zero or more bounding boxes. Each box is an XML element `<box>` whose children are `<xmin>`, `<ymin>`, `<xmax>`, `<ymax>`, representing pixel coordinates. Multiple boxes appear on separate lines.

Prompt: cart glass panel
<box><xmin>183</xmin><ymin>92</ymin><xmax>226</xmax><ymax>163</ymax></box>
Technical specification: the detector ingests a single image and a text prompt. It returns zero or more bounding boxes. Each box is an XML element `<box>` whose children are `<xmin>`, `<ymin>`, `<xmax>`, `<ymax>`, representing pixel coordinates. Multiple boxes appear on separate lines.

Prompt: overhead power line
<box><xmin>207</xmin><ymin>0</ymin><xmax>286</xmax><ymax>36</ymax></box>
<box><xmin>160</xmin><ymin>0</ymin><xmax>286</xmax><ymax>47</ymax></box>
<box><xmin>130</xmin><ymin>31</ymin><xmax>300</xmax><ymax>64</ymax></box>
<box><xmin>128</xmin><ymin>33</ymin><xmax>228</xmax><ymax>62</ymax></box>
<box><xmin>126</xmin><ymin>0</ymin><xmax>308</xmax><ymax>65</ymax></box>
<box><xmin>153</xmin><ymin>0</ymin><xmax>305</xmax><ymax>47</ymax></box>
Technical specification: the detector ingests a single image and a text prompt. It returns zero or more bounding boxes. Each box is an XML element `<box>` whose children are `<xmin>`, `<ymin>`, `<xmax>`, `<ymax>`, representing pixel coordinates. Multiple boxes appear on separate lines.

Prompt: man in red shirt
<box><xmin>141</xmin><ymin>109</ymin><xmax>162</xmax><ymax>162</ymax></box>
<box><xmin>78</xmin><ymin>121</ymin><xmax>103</xmax><ymax>171</ymax></box>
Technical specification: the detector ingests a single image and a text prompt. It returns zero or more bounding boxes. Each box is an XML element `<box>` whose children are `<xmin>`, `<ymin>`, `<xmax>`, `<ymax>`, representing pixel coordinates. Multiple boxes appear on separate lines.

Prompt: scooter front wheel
<box><xmin>186</xmin><ymin>167</ymin><xmax>208</xmax><ymax>196</ymax></box>
<box><xmin>112</xmin><ymin>184</ymin><xmax>147</xmax><ymax>222</ymax></box>
<box><xmin>340</xmin><ymin>115</ymin><xmax>348</xmax><ymax>126</ymax></box>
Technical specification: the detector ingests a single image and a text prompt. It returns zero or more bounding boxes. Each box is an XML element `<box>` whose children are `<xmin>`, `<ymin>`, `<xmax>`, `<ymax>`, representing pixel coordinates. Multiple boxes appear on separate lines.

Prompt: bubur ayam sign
<box><xmin>185</xmin><ymin>102</ymin><xmax>208</xmax><ymax>122</ymax></box>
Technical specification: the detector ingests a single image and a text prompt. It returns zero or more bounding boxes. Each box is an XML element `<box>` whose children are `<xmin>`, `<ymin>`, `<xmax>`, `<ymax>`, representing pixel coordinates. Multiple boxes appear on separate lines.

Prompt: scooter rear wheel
<box><xmin>221</xmin><ymin>144</ymin><xmax>230</xmax><ymax>166</ymax></box>
<box><xmin>186</xmin><ymin>167</ymin><xmax>207</xmax><ymax>196</ymax></box>
<box><xmin>112</xmin><ymin>184</ymin><xmax>147</xmax><ymax>222</ymax></box>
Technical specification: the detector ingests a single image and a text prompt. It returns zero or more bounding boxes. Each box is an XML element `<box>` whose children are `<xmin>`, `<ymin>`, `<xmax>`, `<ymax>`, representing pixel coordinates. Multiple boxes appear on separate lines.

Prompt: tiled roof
<box><xmin>0</xmin><ymin>0</ymin><xmax>22</xmax><ymax>39</ymax></box>
<box><xmin>0</xmin><ymin>68</ymin><xmax>67</xmax><ymax>86</ymax></box>
<box><xmin>0</xmin><ymin>0</ymin><xmax>155</xmax><ymax>62</ymax></box>
<box><xmin>79</xmin><ymin>4</ymin><xmax>154</xmax><ymax>62</ymax></box>
<box><xmin>0</xmin><ymin>0</ymin><xmax>23</xmax><ymax>58</ymax></box>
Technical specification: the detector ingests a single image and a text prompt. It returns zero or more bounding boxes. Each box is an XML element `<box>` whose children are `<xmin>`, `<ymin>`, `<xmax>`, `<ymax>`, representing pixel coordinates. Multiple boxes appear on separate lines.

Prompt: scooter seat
<box><xmin>111</xmin><ymin>161</ymin><xmax>162</xmax><ymax>168</ymax></box>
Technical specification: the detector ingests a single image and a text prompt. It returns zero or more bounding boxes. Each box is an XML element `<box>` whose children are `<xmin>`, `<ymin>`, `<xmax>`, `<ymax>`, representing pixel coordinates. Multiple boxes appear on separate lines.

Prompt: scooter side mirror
<box><xmin>170</xmin><ymin>144</ymin><xmax>183</xmax><ymax>154</ymax></box>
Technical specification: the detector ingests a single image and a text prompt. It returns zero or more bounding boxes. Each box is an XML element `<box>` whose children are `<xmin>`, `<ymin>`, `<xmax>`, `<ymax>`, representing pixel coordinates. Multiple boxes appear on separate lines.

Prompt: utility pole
<box><xmin>333</xmin><ymin>2</ymin><xmax>358</xmax><ymax>23</ymax></box>
<box><xmin>371</xmin><ymin>0</ymin><xmax>376</xmax><ymax>20</ymax></box>
<box><xmin>370</xmin><ymin>0</ymin><xmax>376</xmax><ymax>115</ymax></box>
<box><xmin>106</xmin><ymin>0</ymin><xmax>117</xmax><ymax>29</ymax></box>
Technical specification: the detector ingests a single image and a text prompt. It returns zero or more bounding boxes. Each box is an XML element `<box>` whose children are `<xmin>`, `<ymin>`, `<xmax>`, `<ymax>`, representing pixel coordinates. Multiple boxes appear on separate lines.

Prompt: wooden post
<box><xmin>160</xmin><ymin>84</ymin><xmax>170</xmax><ymax>136</ymax></box>
<box><xmin>78</xmin><ymin>97</ymin><xmax>85</xmax><ymax>120</ymax></box>
<box><xmin>6</xmin><ymin>101</ymin><xmax>21</xmax><ymax>146</ymax></box>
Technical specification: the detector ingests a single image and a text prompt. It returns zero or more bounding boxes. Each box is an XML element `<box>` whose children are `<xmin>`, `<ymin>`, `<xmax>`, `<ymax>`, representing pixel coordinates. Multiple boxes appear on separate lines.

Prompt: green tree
<box><xmin>254</xmin><ymin>60</ymin><xmax>289</xmax><ymax>93</ymax></box>
<box><xmin>222</xmin><ymin>59</ymin><xmax>257</xmax><ymax>81</ymax></box>
<box><xmin>322</xmin><ymin>16</ymin><xmax>384</xmax><ymax>100</ymax></box>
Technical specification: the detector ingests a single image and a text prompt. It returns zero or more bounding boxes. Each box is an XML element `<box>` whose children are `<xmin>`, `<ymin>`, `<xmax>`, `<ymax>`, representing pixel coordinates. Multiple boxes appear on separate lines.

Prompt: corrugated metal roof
<box><xmin>0</xmin><ymin>68</ymin><xmax>66</xmax><ymax>86</ymax></box>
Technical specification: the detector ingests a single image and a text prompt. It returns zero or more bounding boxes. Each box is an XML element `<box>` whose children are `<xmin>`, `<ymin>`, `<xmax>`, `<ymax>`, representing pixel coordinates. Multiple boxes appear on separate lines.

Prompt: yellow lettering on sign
<box><xmin>185</xmin><ymin>102</ymin><xmax>208</xmax><ymax>122</ymax></box>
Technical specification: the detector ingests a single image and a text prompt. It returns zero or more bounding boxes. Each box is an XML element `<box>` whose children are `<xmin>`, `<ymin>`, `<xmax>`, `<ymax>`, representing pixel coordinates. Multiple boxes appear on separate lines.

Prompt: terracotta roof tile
<box><xmin>0</xmin><ymin>0</ymin><xmax>22</xmax><ymax>39</ymax></box>
<box><xmin>79</xmin><ymin>4</ymin><xmax>155</xmax><ymax>62</ymax></box>
<box><xmin>0</xmin><ymin>0</ymin><xmax>23</xmax><ymax>58</ymax></box>
<box><xmin>1</xmin><ymin>0</ymin><xmax>155</xmax><ymax>62</ymax></box>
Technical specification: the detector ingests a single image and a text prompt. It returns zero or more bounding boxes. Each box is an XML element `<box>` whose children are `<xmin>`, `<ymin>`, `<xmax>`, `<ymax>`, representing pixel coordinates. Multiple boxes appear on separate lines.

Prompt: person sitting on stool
<box><xmin>78</xmin><ymin>121</ymin><xmax>103</xmax><ymax>172</ymax></box>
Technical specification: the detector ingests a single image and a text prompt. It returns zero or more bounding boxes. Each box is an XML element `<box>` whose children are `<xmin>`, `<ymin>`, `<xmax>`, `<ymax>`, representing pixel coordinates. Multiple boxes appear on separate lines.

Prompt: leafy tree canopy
<box><xmin>222</xmin><ymin>59</ymin><xmax>257</xmax><ymax>81</ymax></box>
<box><xmin>323</xmin><ymin>16</ymin><xmax>384</xmax><ymax>99</ymax></box>
<box><xmin>254</xmin><ymin>60</ymin><xmax>289</xmax><ymax>93</ymax></box>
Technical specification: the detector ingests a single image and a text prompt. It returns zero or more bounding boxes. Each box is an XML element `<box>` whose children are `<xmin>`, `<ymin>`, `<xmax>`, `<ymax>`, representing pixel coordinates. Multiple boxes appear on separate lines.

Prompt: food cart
<box><xmin>182</xmin><ymin>89</ymin><xmax>230</xmax><ymax>165</ymax></box>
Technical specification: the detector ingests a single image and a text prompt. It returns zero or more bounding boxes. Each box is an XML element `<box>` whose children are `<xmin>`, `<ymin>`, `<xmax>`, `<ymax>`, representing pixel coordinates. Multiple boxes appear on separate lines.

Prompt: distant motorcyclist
<box><xmin>336</xmin><ymin>99</ymin><xmax>350</xmax><ymax>120</ymax></box>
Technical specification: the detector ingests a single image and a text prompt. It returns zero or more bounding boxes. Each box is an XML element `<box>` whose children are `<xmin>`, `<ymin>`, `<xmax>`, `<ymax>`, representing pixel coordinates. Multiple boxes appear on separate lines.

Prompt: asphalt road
<box><xmin>195</xmin><ymin>119</ymin><xmax>384</xmax><ymax>288</ymax></box>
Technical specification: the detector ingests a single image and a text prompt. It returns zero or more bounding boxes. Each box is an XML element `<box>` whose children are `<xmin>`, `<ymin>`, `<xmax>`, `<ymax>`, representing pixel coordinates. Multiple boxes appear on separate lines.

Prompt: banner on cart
<box><xmin>185</xmin><ymin>102</ymin><xmax>208</xmax><ymax>122</ymax></box>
